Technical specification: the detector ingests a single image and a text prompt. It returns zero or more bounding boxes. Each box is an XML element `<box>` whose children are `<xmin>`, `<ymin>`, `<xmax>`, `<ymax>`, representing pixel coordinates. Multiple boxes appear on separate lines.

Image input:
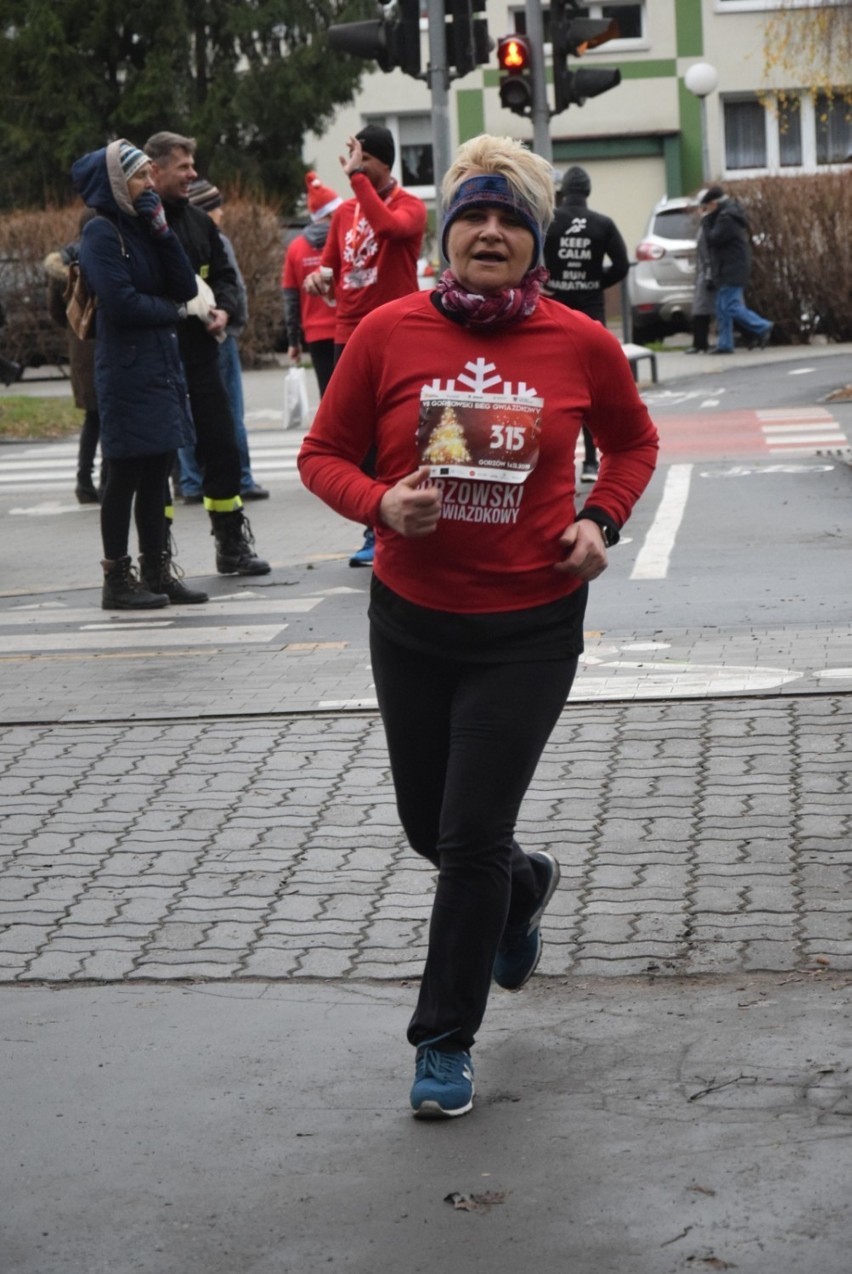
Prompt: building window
<box><xmin>514</xmin><ymin>1</ymin><xmax>644</xmax><ymax>44</ymax></box>
<box><xmin>815</xmin><ymin>93</ymin><xmax>852</xmax><ymax>165</ymax></box>
<box><xmin>724</xmin><ymin>99</ymin><xmax>767</xmax><ymax>169</ymax></box>
<box><xmin>777</xmin><ymin>97</ymin><xmax>802</xmax><ymax>167</ymax></box>
<box><xmin>722</xmin><ymin>91</ymin><xmax>852</xmax><ymax>175</ymax></box>
<box><xmin>399</xmin><ymin>115</ymin><xmax>434</xmax><ymax>188</ymax></box>
<box><xmin>571</xmin><ymin>3</ymin><xmax>643</xmax><ymax>40</ymax></box>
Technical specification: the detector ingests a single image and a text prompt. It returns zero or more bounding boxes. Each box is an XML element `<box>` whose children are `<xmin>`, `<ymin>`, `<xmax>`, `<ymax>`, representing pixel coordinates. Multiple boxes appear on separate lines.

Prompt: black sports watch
<box><xmin>576</xmin><ymin>507</ymin><xmax>621</xmax><ymax>547</ymax></box>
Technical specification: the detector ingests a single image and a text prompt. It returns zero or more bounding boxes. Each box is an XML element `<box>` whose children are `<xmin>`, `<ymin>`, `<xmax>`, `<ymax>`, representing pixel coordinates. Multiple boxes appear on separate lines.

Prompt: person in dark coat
<box><xmin>71</xmin><ymin>139</ymin><xmax>206</xmax><ymax>609</ymax></box>
<box><xmin>543</xmin><ymin>166</ymin><xmax>630</xmax><ymax>482</ymax></box>
<box><xmin>144</xmin><ymin>131</ymin><xmax>270</xmax><ymax>577</ymax></box>
<box><xmin>44</xmin><ymin>209</ymin><xmax>106</xmax><ymax>502</ymax></box>
<box><xmin>700</xmin><ymin>185</ymin><xmax>773</xmax><ymax>355</ymax></box>
<box><xmin>684</xmin><ymin>210</ymin><xmax>715</xmax><ymax>353</ymax></box>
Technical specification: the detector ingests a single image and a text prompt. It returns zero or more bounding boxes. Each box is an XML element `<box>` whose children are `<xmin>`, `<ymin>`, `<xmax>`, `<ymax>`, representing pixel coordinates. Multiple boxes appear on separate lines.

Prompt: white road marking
<box><xmin>630</xmin><ymin>463</ymin><xmax>693</xmax><ymax>581</ymax></box>
<box><xmin>1</xmin><ymin>599</ymin><xmax>321</xmax><ymax>625</ymax></box>
<box><xmin>0</xmin><ymin>625</ymin><xmax>288</xmax><ymax>653</ymax></box>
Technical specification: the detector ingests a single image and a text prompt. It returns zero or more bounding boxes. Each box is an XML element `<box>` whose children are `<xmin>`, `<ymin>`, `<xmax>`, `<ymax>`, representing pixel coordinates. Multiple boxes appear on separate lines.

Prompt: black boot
<box><xmin>139</xmin><ymin>551</ymin><xmax>208</xmax><ymax>604</ymax></box>
<box><xmin>76</xmin><ymin>476</ymin><xmax>100</xmax><ymax>504</ymax></box>
<box><xmin>102</xmin><ymin>556</ymin><xmax>169</xmax><ymax>610</ymax></box>
<box><xmin>210</xmin><ymin>510</ymin><xmax>271</xmax><ymax>576</ymax></box>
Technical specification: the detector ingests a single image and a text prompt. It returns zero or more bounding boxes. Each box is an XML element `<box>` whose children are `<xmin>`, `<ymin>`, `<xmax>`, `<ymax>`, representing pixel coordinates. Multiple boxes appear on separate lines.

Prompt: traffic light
<box><xmin>551</xmin><ymin>0</ymin><xmax>622</xmax><ymax>114</ymax></box>
<box><xmin>446</xmin><ymin>0</ymin><xmax>491</xmax><ymax>78</ymax></box>
<box><xmin>327</xmin><ymin>0</ymin><xmax>422</xmax><ymax>80</ymax></box>
<box><xmin>497</xmin><ymin>34</ymin><xmax>533</xmax><ymax>117</ymax></box>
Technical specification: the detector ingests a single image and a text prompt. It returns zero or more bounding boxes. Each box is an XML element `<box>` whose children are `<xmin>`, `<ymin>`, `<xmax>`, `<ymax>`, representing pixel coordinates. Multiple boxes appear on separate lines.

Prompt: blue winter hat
<box><xmin>441</xmin><ymin>173</ymin><xmax>543</xmax><ymax>265</ymax></box>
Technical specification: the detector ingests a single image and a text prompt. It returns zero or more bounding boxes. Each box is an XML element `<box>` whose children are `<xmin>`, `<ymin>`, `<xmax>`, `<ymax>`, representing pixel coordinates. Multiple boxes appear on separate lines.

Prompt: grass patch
<box><xmin>0</xmin><ymin>396</ymin><xmax>83</xmax><ymax>441</ymax></box>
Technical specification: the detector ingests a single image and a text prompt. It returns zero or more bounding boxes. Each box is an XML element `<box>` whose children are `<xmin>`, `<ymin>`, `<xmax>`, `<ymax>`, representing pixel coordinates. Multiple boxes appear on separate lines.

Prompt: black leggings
<box><xmin>100</xmin><ymin>453</ymin><xmax>173</xmax><ymax>562</ymax></box>
<box><xmin>370</xmin><ymin>625</ymin><xmax>578</xmax><ymax>1051</ymax></box>
<box><xmin>307</xmin><ymin>339</ymin><xmax>335</xmax><ymax>399</ymax></box>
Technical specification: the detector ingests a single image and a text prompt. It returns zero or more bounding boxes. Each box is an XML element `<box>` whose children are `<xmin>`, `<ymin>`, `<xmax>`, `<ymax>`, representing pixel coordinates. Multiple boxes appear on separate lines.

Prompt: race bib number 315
<box><xmin>417</xmin><ymin>389</ymin><xmax>542</xmax><ymax>484</ymax></box>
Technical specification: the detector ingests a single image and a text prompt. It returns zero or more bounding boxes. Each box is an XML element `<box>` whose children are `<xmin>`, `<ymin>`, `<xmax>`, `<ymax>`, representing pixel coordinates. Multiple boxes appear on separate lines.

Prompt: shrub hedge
<box><xmin>727</xmin><ymin>173</ymin><xmax>852</xmax><ymax>344</ymax></box>
<box><xmin>0</xmin><ymin>196</ymin><xmax>290</xmax><ymax>370</ymax></box>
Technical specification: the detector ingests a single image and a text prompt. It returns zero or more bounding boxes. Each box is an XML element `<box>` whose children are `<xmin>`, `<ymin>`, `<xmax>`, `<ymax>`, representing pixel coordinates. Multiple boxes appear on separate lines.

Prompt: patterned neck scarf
<box><xmin>435</xmin><ymin>265</ymin><xmax>549</xmax><ymax>329</ymax></box>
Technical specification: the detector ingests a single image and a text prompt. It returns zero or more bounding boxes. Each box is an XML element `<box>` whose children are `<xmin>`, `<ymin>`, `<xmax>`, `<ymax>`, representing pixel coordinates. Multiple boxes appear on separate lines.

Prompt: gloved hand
<box><xmin>134</xmin><ymin>189</ymin><xmax>171</xmax><ymax>238</ymax></box>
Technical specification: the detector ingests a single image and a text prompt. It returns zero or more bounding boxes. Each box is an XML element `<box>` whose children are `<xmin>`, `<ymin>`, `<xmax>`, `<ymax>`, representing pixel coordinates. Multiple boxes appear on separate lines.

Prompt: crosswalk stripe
<box><xmin>2</xmin><ymin>434</ymin><xmax>589</xmax><ymax>493</ymax></box>
<box><xmin>757</xmin><ymin>406</ymin><xmax>847</xmax><ymax>454</ymax></box>
<box><xmin>0</xmin><ymin>437</ymin><xmax>306</xmax><ymax>491</ymax></box>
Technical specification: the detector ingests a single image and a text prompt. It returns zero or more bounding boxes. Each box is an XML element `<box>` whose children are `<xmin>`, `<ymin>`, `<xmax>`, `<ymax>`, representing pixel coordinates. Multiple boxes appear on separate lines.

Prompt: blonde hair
<box><xmin>442</xmin><ymin>135</ymin><xmax>555</xmax><ymax>235</ymax></box>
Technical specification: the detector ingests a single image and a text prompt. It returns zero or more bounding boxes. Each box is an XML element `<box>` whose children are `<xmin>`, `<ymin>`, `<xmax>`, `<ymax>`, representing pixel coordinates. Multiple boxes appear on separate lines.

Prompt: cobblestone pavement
<box><xmin>2</xmin><ymin>694</ymin><xmax>849</xmax><ymax>984</ymax></box>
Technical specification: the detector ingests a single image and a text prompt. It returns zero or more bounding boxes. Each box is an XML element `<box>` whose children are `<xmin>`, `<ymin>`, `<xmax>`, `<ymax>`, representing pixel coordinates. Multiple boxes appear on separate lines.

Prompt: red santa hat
<box><xmin>305</xmin><ymin>171</ymin><xmax>342</xmax><ymax>221</ymax></box>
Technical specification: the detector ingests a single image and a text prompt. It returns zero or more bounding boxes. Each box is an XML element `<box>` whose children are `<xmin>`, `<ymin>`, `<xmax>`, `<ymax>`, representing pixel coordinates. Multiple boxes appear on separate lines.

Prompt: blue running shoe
<box><xmin>410</xmin><ymin>1047</ymin><xmax>475</xmax><ymax>1119</ymax></box>
<box><xmin>493</xmin><ymin>851</ymin><xmax>560</xmax><ymax>992</ymax></box>
<box><xmin>349</xmin><ymin>527</ymin><xmax>375</xmax><ymax>568</ymax></box>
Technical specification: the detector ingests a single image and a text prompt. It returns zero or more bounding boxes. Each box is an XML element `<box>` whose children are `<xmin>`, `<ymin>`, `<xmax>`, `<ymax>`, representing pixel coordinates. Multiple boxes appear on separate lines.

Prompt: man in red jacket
<box><xmin>305</xmin><ymin>124</ymin><xmax>427</xmax><ymax>566</ymax></box>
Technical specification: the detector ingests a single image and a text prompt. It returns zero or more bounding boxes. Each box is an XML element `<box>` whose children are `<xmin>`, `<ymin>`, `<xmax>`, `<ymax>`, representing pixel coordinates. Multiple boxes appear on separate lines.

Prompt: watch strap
<box><xmin>575</xmin><ymin>507</ymin><xmax>620</xmax><ymax>547</ymax></box>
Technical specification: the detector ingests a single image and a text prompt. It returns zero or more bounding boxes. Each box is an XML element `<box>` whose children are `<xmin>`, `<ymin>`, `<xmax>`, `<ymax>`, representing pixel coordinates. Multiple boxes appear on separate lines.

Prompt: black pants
<box><xmin>307</xmin><ymin>339</ymin><xmax>335</xmax><ymax>399</ymax></box>
<box><xmin>370</xmin><ymin>625</ymin><xmax>579</xmax><ymax>1051</ymax></box>
<box><xmin>100</xmin><ymin>453</ymin><xmax>173</xmax><ymax>561</ymax></box>
<box><xmin>692</xmin><ymin>314</ymin><xmax>711</xmax><ymax>351</ymax></box>
<box><xmin>76</xmin><ymin>409</ymin><xmax>103</xmax><ymax>485</ymax></box>
<box><xmin>185</xmin><ymin>360</ymin><xmax>242</xmax><ymax>502</ymax></box>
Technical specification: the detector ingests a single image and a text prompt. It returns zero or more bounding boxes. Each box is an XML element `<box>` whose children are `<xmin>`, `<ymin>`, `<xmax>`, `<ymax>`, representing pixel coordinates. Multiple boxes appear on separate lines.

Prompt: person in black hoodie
<box><xmin>700</xmin><ymin>185</ymin><xmax>773</xmax><ymax>355</ymax></box>
<box><xmin>543</xmin><ymin>166</ymin><xmax>629</xmax><ymax>482</ymax></box>
<box><xmin>144</xmin><ymin>131</ymin><xmax>270</xmax><ymax>576</ymax></box>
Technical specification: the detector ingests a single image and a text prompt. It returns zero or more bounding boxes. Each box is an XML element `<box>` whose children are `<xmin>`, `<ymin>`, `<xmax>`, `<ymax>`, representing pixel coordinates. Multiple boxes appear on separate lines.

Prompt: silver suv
<box><xmin>626</xmin><ymin>196</ymin><xmax>699</xmax><ymax>343</ymax></box>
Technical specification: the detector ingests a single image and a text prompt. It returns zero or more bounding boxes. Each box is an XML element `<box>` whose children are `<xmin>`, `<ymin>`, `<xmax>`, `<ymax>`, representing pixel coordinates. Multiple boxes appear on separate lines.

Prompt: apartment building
<box><xmin>303</xmin><ymin>0</ymin><xmax>852</xmax><ymax>259</ymax></box>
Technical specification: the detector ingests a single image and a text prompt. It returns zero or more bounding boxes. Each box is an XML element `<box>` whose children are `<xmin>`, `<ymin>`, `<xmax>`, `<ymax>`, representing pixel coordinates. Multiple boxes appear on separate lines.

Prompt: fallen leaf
<box><xmin>444</xmin><ymin>1190</ymin><xmax>508</xmax><ymax>1213</ymax></box>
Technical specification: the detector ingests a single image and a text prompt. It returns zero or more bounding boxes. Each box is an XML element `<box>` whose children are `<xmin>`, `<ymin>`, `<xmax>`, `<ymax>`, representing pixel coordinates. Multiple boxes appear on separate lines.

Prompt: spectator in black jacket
<box><xmin>700</xmin><ymin>185</ymin><xmax>773</xmax><ymax>355</ymax></box>
<box><xmin>144</xmin><ymin>131</ymin><xmax>270</xmax><ymax>576</ymax></box>
<box><xmin>543</xmin><ymin>166</ymin><xmax>629</xmax><ymax>482</ymax></box>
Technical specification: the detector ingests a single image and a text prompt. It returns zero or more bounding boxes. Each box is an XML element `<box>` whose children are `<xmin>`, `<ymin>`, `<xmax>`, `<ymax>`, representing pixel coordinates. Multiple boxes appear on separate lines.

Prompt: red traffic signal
<box><xmin>497</xmin><ymin>34</ymin><xmax>531</xmax><ymax>72</ymax></box>
<box><xmin>497</xmin><ymin>34</ymin><xmax>533</xmax><ymax>116</ymax></box>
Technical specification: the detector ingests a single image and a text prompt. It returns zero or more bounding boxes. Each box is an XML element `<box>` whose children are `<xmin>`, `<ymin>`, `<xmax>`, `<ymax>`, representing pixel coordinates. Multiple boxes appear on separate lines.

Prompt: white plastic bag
<box><xmin>186</xmin><ymin>275</ymin><xmax>226</xmax><ymax>343</ymax></box>
<box><xmin>284</xmin><ymin>365</ymin><xmax>309</xmax><ymax>431</ymax></box>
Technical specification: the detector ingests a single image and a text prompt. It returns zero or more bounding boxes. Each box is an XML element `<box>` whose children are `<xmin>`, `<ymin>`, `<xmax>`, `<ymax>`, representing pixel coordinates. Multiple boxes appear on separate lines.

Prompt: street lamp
<box><xmin>684</xmin><ymin>61</ymin><xmax>719</xmax><ymax>185</ymax></box>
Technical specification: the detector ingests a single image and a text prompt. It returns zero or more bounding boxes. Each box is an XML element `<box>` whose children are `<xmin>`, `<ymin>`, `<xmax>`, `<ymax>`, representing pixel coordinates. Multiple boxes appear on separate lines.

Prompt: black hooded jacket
<box><xmin>703</xmin><ymin>197</ymin><xmax>752</xmax><ymax>289</ymax></box>
<box><xmin>163</xmin><ymin>197</ymin><xmax>240</xmax><ymax>367</ymax></box>
<box><xmin>543</xmin><ymin>195</ymin><xmax>630</xmax><ymax>324</ymax></box>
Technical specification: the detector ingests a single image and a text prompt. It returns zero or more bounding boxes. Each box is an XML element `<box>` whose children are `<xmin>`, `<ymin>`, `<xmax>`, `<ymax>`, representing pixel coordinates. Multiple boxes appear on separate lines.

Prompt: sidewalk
<box><xmin>1</xmin><ymin>693</ymin><xmax>851</xmax><ymax>1273</ymax></box>
<box><xmin>2</xmin><ymin>341</ymin><xmax>851</xmax><ymax>1273</ymax></box>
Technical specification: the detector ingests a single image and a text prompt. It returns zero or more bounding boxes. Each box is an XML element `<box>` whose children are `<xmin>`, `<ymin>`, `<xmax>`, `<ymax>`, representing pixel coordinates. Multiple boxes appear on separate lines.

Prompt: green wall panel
<box><xmin>675</xmin><ymin>0</ymin><xmax>704</xmax><ymax>59</ymax></box>
<box><xmin>456</xmin><ymin>88</ymin><xmax>486</xmax><ymax>141</ymax></box>
<box><xmin>677</xmin><ymin>80</ymin><xmax>705</xmax><ymax>195</ymax></box>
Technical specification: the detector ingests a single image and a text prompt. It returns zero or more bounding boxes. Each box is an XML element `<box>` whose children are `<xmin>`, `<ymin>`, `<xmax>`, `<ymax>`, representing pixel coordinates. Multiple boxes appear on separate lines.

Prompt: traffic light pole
<box><xmin>427</xmin><ymin>0</ymin><xmax>453</xmax><ymax>225</ymax></box>
<box><xmin>525</xmin><ymin>0</ymin><xmax>552</xmax><ymax>163</ymax></box>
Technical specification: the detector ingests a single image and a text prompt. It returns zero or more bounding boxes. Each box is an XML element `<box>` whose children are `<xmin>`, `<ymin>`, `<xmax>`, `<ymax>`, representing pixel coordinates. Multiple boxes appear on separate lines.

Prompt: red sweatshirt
<box><xmin>281</xmin><ymin>232</ymin><xmax>336</xmax><ymax>344</ymax></box>
<box><xmin>320</xmin><ymin>174</ymin><xmax>426</xmax><ymax>344</ymax></box>
<box><xmin>299</xmin><ymin>292</ymin><xmax>659</xmax><ymax>614</ymax></box>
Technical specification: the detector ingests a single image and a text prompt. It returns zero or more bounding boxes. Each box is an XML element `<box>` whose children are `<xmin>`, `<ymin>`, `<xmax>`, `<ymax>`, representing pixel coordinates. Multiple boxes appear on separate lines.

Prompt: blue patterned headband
<box><xmin>441</xmin><ymin>174</ymin><xmax>543</xmax><ymax>265</ymax></box>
